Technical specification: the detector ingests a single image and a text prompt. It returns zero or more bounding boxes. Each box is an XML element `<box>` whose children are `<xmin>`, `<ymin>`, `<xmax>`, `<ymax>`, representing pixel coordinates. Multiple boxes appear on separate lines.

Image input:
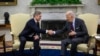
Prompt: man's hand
<box><xmin>33</xmin><ymin>35</ymin><xmax>39</xmax><ymax>40</ymax></box>
<box><xmin>47</xmin><ymin>30</ymin><xmax>54</xmax><ymax>35</ymax></box>
<box><xmin>69</xmin><ymin>30</ymin><xmax>76</xmax><ymax>36</ymax></box>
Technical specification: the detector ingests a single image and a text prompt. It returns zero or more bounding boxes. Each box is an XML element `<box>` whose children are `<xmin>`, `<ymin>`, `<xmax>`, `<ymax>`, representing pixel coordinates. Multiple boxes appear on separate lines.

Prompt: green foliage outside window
<box><xmin>31</xmin><ymin>0</ymin><xmax>82</xmax><ymax>5</ymax></box>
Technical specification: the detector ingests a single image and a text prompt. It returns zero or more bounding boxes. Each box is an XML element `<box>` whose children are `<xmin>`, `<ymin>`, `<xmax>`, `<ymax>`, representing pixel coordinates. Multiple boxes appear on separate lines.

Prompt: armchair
<box><xmin>77</xmin><ymin>13</ymin><xmax>99</xmax><ymax>55</ymax></box>
<box><xmin>10</xmin><ymin>13</ymin><xmax>33</xmax><ymax>51</ymax></box>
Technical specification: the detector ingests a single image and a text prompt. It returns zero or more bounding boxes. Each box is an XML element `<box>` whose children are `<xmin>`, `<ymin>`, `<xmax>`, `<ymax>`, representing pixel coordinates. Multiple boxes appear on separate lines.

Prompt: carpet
<box><xmin>0</xmin><ymin>49</ymin><xmax>93</xmax><ymax>56</ymax></box>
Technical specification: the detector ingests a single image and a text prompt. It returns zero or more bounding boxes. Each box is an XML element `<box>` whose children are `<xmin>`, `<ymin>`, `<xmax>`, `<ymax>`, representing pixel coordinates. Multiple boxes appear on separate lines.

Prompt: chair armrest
<box><xmin>87</xmin><ymin>33</ymin><xmax>97</xmax><ymax>48</ymax></box>
<box><xmin>87</xmin><ymin>36</ymin><xmax>96</xmax><ymax>50</ymax></box>
<box><xmin>10</xmin><ymin>32</ymin><xmax>14</xmax><ymax>44</ymax></box>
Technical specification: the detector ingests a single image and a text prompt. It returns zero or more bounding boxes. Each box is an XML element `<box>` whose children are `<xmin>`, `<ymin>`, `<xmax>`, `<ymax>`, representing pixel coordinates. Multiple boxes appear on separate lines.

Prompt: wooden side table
<box><xmin>95</xmin><ymin>36</ymin><xmax>100</xmax><ymax>56</ymax></box>
<box><xmin>0</xmin><ymin>34</ymin><xmax>5</xmax><ymax>53</ymax></box>
<box><xmin>0</xmin><ymin>24</ymin><xmax>10</xmax><ymax>29</ymax></box>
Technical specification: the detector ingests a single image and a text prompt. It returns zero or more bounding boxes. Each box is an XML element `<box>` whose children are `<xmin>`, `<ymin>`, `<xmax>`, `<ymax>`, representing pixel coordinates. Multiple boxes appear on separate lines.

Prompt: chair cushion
<box><xmin>77</xmin><ymin>44</ymin><xmax>88</xmax><ymax>52</ymax></box>
<box><xmin>66</xmin><ymin>44</ymin><xmax>88</xmax><ymax>52</ymax></box>
<box><xmin>13</xmin><ymin>40</ymin><xmax>33</xmax><ymax>49</ymax></box>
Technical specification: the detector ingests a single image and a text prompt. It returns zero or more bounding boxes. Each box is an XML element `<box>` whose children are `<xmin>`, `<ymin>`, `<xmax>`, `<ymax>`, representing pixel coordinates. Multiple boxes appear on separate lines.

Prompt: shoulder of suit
<box><xmin>75</xmin><ymin>18</ymin><xmax>84</xmax><ymax>22</ymax></box>
<box><xmin>26</xmin><ymin>18</ymin><xmax>35</xmax><ymax>24</ymax></box>
<box><xmin>28</xmin><ymin>18</ymin><xmax>35</xmax><ymax>22</ymax></box>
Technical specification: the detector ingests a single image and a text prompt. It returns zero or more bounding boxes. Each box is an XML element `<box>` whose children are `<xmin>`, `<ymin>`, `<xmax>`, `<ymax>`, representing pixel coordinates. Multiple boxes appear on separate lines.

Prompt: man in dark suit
<box><xmin>19</xmin><ymin>11</ymin><xmax>53</xmax><ymax>56</ymax></box>
<box><xmin>51</xmin><ymin>11</ymin><xmax>89</xmax><ymax>56</ymax></box>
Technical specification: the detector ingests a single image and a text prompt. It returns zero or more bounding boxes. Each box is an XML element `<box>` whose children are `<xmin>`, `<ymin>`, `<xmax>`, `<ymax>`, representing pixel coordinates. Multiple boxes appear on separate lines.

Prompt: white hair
<box><xmin>66</xmin><ymin>11</ymin><xmax>75</xmax><ymax>17</ymax></box>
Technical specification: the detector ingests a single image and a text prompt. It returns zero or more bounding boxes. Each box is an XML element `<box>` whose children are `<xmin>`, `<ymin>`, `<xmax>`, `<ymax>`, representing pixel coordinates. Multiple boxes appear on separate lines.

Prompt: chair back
<box><xmin>78</xmin><ymin>13</ymin><xmax>99</xmax><ymax>36</ymax></box>
<box><xmin>10</xmin><ymin>13</ymin><xmax>30</xmax><ymax>40</ymax></box>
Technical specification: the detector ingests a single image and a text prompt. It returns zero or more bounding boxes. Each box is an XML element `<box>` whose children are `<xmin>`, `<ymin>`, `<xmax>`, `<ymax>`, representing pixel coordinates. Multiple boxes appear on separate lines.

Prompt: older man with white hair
<box><xmin>51</xmin><ymin>11</ymin><xmax>89</xmax><ymax>56</ymax></box>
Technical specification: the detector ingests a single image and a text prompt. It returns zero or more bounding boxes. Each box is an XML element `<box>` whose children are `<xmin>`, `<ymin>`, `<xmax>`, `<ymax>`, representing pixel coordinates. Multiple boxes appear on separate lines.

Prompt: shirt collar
<box><xmin>73</xmin><ymin>18</ymin><xmax>76</xmax><ymax>30</ymax></box>
<box><xmin>34</xmin><ymin>18</ymin><xmax>38</xmax><ymax>23</ymax></box>
<box><xmin>73</xmin><ymin>18</ymin><xmax>75</xmax><ymax>24</ymax></box>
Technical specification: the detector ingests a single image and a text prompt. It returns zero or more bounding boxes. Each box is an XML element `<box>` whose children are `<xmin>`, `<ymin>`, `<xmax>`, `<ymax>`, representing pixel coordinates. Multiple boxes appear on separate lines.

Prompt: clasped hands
<box><xmin>47</xmin><ymin>30</ymin><xmax>55</xmax><ymax>35</ymax></box>
<box><xmin>47</xmin><ymin>30</ymin><xmax>77</xmax><ymax>36</ymax></box>
<box><xmin>69</xmin><ymin>30</ymin><xmax>76</xmax><ymax>36</ymax></box>
<box><xmin>33</xmin><ymin>30</ymin><xmax>77</xmax><ymax>40</ymax></box>
<box><xmin>33</xmin><ymin>30</ymin><xmax>54</xmax><ymax>40</ymax></box>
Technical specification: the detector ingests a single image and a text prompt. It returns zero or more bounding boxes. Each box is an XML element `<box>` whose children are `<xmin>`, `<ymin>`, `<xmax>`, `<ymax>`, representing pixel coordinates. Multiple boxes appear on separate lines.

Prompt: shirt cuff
<box><xmin>46</xmin><ymin>30</ymin><xmax>56</xmax><ymax>34</ymax></box>
<box><xmin>53</xmin><ymin>31</ymin><xmax>56</xmax><ymax>34</ymax></box>
<box><xmin>46</xmin><ymin>30</ymin><xmax>48</xmax><ymax>33</ymax></box>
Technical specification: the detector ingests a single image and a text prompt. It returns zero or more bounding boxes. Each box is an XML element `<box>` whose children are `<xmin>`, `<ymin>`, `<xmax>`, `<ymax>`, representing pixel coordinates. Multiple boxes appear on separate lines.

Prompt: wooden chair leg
<box><xmin>93</xmin><ymin>47</ymin><xmax>97</xmax><ymax>56</ymax></box>
<box><xmin>3</xmin><ymin>40</ymin><xmax>6</xmax><ymax>55</ymax></box>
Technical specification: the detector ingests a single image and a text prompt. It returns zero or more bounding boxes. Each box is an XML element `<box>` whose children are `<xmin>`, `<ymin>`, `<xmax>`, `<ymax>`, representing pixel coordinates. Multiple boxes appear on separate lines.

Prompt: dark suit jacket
<box><xmin>19</xmin><ymin>18</ymin><xmax>46</xmax><ymax>37</ymax></box>
<box><xmin>55</xmin><ymin>18</ymin><xmax>89</xmax><ymax>43</ymax></box>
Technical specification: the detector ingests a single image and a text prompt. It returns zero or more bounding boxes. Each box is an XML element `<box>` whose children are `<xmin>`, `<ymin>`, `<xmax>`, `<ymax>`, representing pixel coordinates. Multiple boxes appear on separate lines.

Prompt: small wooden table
<box><xmin>0</xmin><ymin>33</ymin><xmax>5</xmax><ymax>53</ymax></box>
<box><xmin>0</xmin><ymin>24</ymin><xmax>10</xmax><ymax>29</ymax></box>
<box><xmin>95</xmin><ymin>36</ymin><xmax>100</xmax><ymax>56</ymax></box>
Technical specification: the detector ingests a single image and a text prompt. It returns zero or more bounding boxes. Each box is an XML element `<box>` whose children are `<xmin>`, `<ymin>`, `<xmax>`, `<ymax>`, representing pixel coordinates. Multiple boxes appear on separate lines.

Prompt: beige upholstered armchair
<box><xmin>10</xmin><ymin>13</ymin><xmax>33</xmax><ymax>50</ymax></box>
<box><xmin>77</xmin><ymin>13</ymin><xmax>99</xmax><ymax>55</ymax></box>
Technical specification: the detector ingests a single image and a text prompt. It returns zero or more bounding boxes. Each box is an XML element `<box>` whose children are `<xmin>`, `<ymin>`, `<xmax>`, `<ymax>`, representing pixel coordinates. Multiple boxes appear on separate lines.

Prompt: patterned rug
<box><xmin>0</xmin><ymin>49</ymin><xmax>93</xmax><ymax>56</ymax></box>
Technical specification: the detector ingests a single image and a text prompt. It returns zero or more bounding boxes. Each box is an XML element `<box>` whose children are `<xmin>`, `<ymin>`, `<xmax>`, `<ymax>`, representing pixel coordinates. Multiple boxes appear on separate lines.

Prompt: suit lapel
<box><xmin>33</xmin><ymin>19</ymin><xmax>37</xmax><ymax>25</ymax></box>
<box><xmin>67</xmin><ymin>22</ymin><xmax>71</xmax><ymax>32</ymax></box>
<box><xmin>75</xmin><ymin>19</ymin><xmax>79</xmax><ymax>31</ymax></box>
<box><xmin>33</xmin><ymin>19</ymin><xmax>40</xmax><ymax>28</ymax></box>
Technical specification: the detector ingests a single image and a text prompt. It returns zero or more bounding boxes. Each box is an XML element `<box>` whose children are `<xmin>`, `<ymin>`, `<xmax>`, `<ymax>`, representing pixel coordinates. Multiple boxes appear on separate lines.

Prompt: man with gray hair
<box><xmin>51</xmin><ymin>11</ymin><xmax>89</xmax><ymax>56</ymax></box>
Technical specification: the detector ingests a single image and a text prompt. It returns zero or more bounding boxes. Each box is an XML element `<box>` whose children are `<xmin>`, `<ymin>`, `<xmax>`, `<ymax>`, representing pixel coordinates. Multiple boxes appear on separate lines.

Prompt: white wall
<box><xmin>81</xmin><ymin>0</ymin><xmax>100</xmax><ymax>14</ymax></box>
<box><xmin>0</xmin><ymin>0</ymin><xmax>31</xmax><ymax>19</ymax></box>
<box><xmin>0</xmin><ymin>0</ymin><xmax>100</xmax><ymax>19</ymax></box>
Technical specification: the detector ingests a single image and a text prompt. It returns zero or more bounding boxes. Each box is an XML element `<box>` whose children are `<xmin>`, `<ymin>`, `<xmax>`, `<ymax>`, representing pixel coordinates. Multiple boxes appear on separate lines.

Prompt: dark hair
<box><xmin>33</xmin><ymin>11</ymin><xmax>41</xmax><ymax>17</ymax></box>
